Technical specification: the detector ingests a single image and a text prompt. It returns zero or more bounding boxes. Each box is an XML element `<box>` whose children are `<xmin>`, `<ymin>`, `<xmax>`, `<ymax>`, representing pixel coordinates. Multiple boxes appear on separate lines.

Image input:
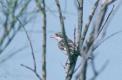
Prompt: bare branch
<box><xmin>41</xmin><ymin>0</ymin><xmax>47</xmax><ymax>80</ymax></box>
<box><xmin>90</xmin><ymin>60</ymin><xmax>109</xmax><ymax>80</ymax></box>
<box><xmin>76</xmin><ymin>0</ymin><xmax>83</xmax><ymax>53</ymax></box>
<box><xmin>81</xmin><ymin>0</ymin><xmax>100</xmax><ymax>49</ymax></box>
<box><xmin>74</xmin><ymin>27</ymin><xmax>76</xmax><ymax>51</ymax></box>
<box><xmin>17</xmin><ymin>18</ymin><xmax>37</xmax><ymax>71</ymax></box>
<box><xmin>91</xmin><ymin>59</ymin><xmax>98</xmax><ymax>76</ymax></box>
<box><xmin>35</xmin><ymin>0</ymin><xmax>47</xmax><ymax>80</ymax></box>
<box><xmin>0</xmin><ymin>0</ymin><xmax>31</xmax><ymax>55</ymax></box>
<box><xmin>21</xmin><ymin>64</ymin><xmax>34</xmax><ymax>71</ymax></box>
<box><xmin>98</xmin><ymin>5</ymin><xmax>115</xmax><ymax>37</ymax></box>
<box><xmin>21</xmin><ymin>64</ymin><xmax>42</xmax><ymax>80</ymax></box>
<box><xmin>17</xmin><ymin>17</ymin><xmax>42</xmax><ymax>80</ymax></box>
<box><xmin>0</xmin><ymin>21</ymin><xmax>28</xmax><ymax>55</ymax></box>
<box><xmin>55</xmin><ymin>0</ymin><xmax>71</xmax><ymax>56</ymax></box>
<box><xmin>84</xmin><ymin>0</ymin><xmax>115</xmax><ymax>57</ymax></box>
<box><xmin>93</xmin><ymin>30</ymin><xmax>122</xmax><ymax>51</ymax></box>
<box><xmin>55</xmin><ymin>0</ymin><xmax>79</xmax><ymax>80</ymax></box>
<box><xmin>0</xmin><ymin>45</ymin><xmax>28</xmax><ymax>65</ymax></box>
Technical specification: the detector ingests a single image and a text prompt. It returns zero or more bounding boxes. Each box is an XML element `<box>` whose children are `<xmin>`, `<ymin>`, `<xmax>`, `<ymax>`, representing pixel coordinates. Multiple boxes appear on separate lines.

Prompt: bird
<box><xmin>50</xmin><ymin>32</ymin><xmax>76</xmax><ymax>55</ymax></box>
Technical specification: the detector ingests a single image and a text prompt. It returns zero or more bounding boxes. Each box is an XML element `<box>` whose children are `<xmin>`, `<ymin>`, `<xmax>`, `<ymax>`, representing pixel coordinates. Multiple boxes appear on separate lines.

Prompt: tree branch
<box><xmin>35</xmin><ymin>0</ymin><xmax>47</xmax><ymax>80</ymax></box>
<box><xmin>55</xmin><ymin>0</ymin><xmax>78</xmax><ymax>80</ymax></box>
<box><xmin>76</xmin><ymin>0</ymin><xmax>83</xmax><ymax>53</ymax></box>
<box><xmin>21</xmin><ymin>64</ymin><xmax>42</xmax><ymax>80</ymax></box>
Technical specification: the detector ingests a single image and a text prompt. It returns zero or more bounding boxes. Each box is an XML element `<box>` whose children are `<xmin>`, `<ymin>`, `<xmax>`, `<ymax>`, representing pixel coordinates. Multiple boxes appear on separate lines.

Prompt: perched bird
<box><xmin>50</xmin><ymin>32</ymin><xmax>75</xmax><ymax>55</ymax></box>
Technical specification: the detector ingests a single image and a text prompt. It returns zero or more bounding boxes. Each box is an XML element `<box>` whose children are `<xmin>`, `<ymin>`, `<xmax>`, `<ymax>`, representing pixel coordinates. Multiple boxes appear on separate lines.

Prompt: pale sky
<box><xmin>0</xmin><ymin>0</ymin><xmax>122</xmax><ymax>80</ymax></box>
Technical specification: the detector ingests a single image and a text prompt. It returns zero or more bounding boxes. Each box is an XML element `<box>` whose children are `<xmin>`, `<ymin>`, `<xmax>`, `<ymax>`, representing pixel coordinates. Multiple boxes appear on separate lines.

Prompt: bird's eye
<box><xmin>55</xmin><ymin>33</ymin><xmax>58</xmax><ymax>36</ymax></box>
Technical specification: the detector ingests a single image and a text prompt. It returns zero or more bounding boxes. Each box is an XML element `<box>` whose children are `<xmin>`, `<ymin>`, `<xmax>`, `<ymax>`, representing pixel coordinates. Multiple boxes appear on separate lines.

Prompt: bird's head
<box><xmin>50</xmin><ymin>32</ymin><xmax>66</xmax><ymax>42</ymax></box>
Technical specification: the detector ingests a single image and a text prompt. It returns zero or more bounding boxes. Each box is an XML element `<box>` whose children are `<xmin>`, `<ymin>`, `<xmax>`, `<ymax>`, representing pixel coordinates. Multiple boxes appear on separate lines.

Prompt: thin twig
<box><xmin>0</xmin><ymin>21</ymin><xmax>28</xmax><ymax>55</ymax></box>
<box><xmin>0</xmin><ymin>0</ymin><xmax>31</xmax><ymax>55</ymax></box>
<box><xmin>17</xmin><ymin>18</ymin><xmax>37</xmax><ymax>71</ymax></box>
<box><xmin>74</xmin><ymin>27</ymin><xmax>76</xmax><ymax>51</ymax></box>
<box><xmin>17</xmin><ymin>17</ymin><xmax>42</xmax><ymax>80</ymax></box>
<box><xmin>93</xmin><ymin>30</ymin><xmax>122</xmax><ymax>51</ymax></box>
<box><xmin>98</xmin><ymin>5</ymin><xmax>115</xmax><ymax>37</ymax></box>
<box><xmin>74</xmin><ymin>61</ymin><xmax>82</xmax><ymax>73</ymax></box>
<box><xmin>84</xmin><ymin>0</ymin><xmax>112</xmax><ymax>57</ymax></box>
<box><xmin>90</xmin><ymin>60</ymin><xmax>109</xmax><ymax>80</ymax></box>
<box><xmin>21</xmin><ymin>64</ymin><xmax>42</xmax><ymax>80</ymax></box>
<box><xmin>91</xmin><ymin>59</ymin><xmax>98</xmax><ymax>76</ymax></box>
<box><xmin>81</xmin><ymin>0</ymin><xmax>100</xmax><ymax>49</ymax></box>
<box><xmin>0</xmin><ymin>45</ymin><xmax>28</xmax><ymax>65</ymax></box>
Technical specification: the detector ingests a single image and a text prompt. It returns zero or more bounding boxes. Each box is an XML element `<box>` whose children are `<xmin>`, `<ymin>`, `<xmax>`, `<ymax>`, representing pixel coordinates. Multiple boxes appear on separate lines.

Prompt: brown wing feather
<box><xmin>58</xmin><ymin>39</ymin><xmax>75</xmax><ymax>52</ymax></box>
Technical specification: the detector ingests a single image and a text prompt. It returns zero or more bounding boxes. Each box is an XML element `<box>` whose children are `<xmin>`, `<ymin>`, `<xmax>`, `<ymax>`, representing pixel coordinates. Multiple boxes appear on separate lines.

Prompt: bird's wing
<box><xmin>58</xmin><ymin>41</ymin><xmax>66</xmax><ymax>51</ymax></box>
<box><xmin>58</xmin><ymin>39</ymin><xmax>75</xmax><ymax>52</ymax></box>
<box><xmin>67</xmin><ymin>39</ymin><xmax>75</xmax><ymax>50</ymax></box>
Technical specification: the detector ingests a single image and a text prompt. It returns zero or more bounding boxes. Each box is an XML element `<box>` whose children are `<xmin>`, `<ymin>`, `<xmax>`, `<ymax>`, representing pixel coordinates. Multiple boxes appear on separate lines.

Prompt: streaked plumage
<box><xmin>58</xmin><ymin>39</ymin><xmax>75</xmax><ymax>53</ymax></box>
<box><xmin>50</xmin><ymin>32</ymin><xmax>75</xmax><ymax>55</ymax></box>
